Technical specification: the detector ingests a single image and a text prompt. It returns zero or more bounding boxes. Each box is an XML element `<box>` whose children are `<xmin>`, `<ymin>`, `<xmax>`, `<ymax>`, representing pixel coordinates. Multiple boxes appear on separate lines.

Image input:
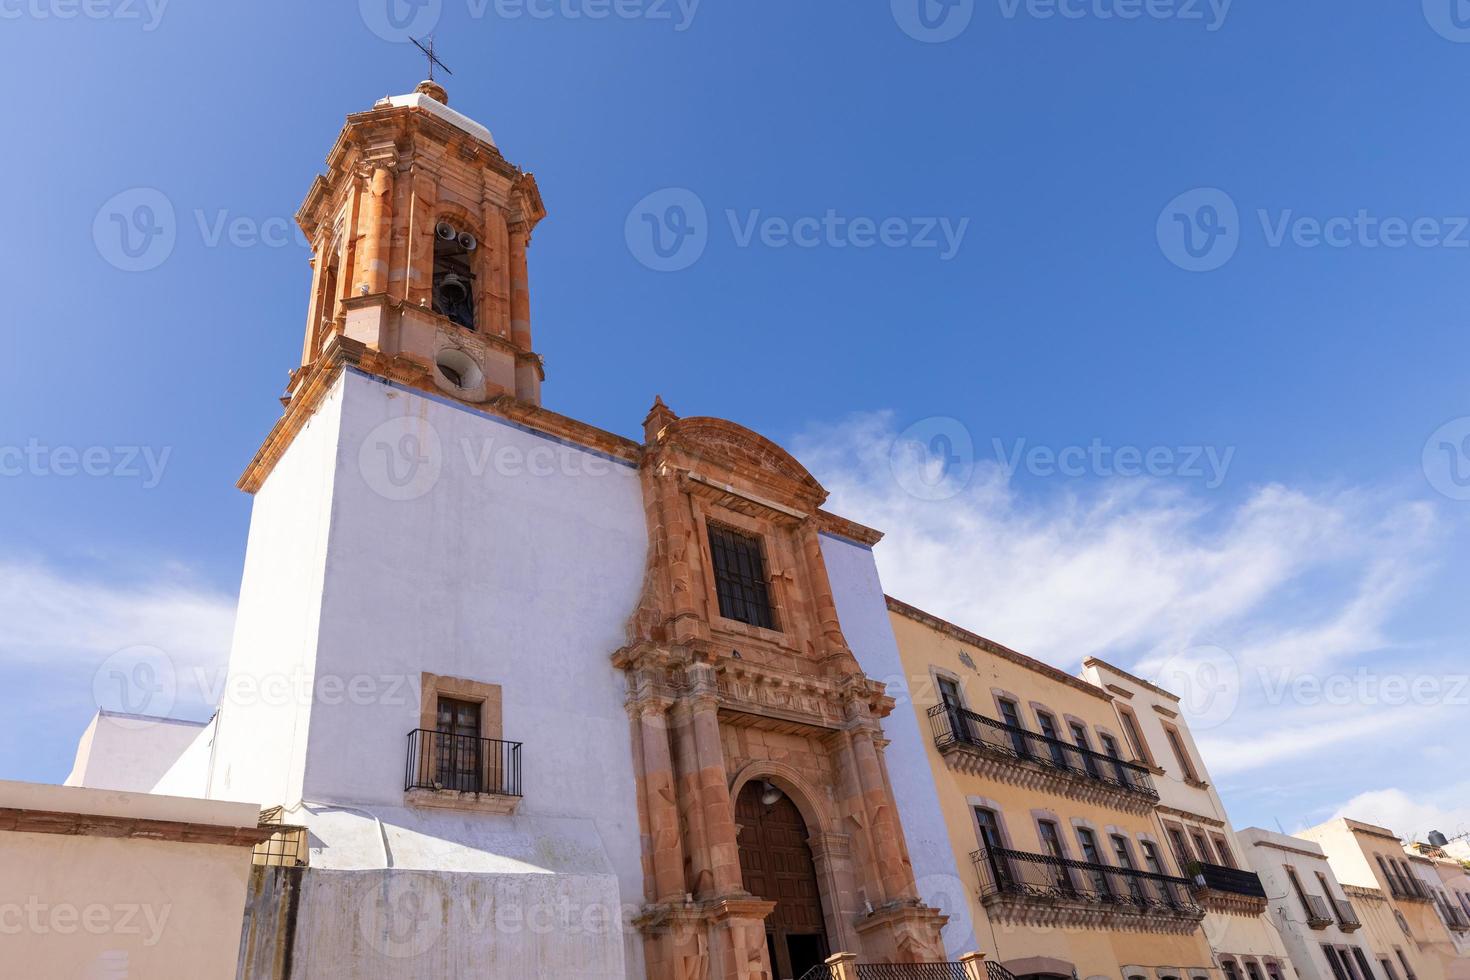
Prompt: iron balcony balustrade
<box><xmin>405</xmin><ymin>728</ymin><xmax>523</xmax><ymax>798</ymax></box>
<box><xmin>1187</xmin><ymin>861</ymin><xmax>1269</xmax><ymax>899</ymax></box>
<box><xmin>1302</xmin><ymin>893</ymin><xmax>1335</xmax><ymax>929</ymax></box>
<box><xmin>1332</xmin><ymin>897</ymin><xmax>1363</xmax><ymax>931</ymax></box>
<box><xmin>971</xmin><ymin>845</ymin><xmax>1203</xmax><ymax>921</ymax></box>
<box><xmin>1386</xmin><ymin>874</ymin><xmax>1433</xmax><ymax>903</ymax></box>
<box><xmin>1440</xmin><ymin>903</ymin><xmax>1470</xmax><ymax>932</ymax></box>
<box><xmin>928</xmin><ymin>704</ymin><xmax>1158</xmax><ymax>803</ymax></box>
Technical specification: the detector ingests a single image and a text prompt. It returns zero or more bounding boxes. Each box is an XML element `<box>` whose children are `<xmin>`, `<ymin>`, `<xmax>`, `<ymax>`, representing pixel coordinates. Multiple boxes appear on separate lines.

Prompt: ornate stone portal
<box><xmin>615</xmin><ymin>400</ymin><xmax>948</xmax><ymax>980</ymax></box>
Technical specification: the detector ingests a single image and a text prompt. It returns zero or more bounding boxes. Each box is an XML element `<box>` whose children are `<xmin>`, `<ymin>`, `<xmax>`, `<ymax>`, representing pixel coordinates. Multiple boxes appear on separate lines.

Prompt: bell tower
<box><xmin>292</xmin><ymin>79</ymin><xmax>546</xmax><ymax>409</ymax></box>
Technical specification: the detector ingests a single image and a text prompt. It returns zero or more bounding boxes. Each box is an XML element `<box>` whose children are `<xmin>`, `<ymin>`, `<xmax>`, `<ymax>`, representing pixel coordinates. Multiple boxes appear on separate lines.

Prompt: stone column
<box><xmin>478</xmin><ymin>205</ymin><xmax>511</xmax><ymax>339</ymax></box>
<box><xmin>828</xmin><ymin>952</ymin><xmax>860</xmax><ymax>980</ymax></box>
<box><xmin>799</xmin><ymin>524</ymin><xmax>847</xmax><ymax>653</ymax></box>
<box><xmin>406</xmin><ymin>166</ymin><xmax>438</xmax><ymax>308</ymax></box>
<box><xmin>670</xmin><ymin>698</ymin><xmax>714</xmax><ymax>896</ymax></box>
<box><xmin>850</xmin><ymin>721</ymin><xmax>916</xmax><ymax>903</ymax></box>
<box><xmin>637</xmin><ymin>698</ymin><xmax>687</xmax><ymax>903</ymax></box>
<box><xmin>509</xmin><ymin>222</ymin><xmax>531</xmax><ymax>349</ymax></box>
<box><xmin>358</xmin><ymin>165</ymin><xmax>394</xmax><ymax>295</ymax></box>
<box><xmin>831</xmin><ymin>728</ymin><xmax>888</xmax><ymax>909</ymax></box>
<box><xmin>688</xmin><ymin>666</ymin><xmax>744</xmax><ymax>897</ymax></box>
<box><xmin>960</xmin><ymin>952</ymin><xmax>989</xmax><ymax>980</ymax></box>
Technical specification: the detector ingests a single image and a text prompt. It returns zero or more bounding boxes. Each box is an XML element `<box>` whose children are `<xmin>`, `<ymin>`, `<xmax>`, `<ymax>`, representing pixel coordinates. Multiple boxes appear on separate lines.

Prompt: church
<box><xmin>62</xmin><ymin>77</ymin><xmax>964</xmax><ymax>979</ymax></box>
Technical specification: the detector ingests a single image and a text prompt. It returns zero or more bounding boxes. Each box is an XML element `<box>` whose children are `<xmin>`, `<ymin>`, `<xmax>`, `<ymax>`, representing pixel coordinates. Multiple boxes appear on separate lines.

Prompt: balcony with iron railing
<box><xmin>1184</xmin><ymin>861</ymin><xmax>1269</xmax><ymax>913</ymax></box>
<box><xmin>929</xmin><ymin>704</ymin><xmax>1158</xmax><ymax>809</ymax></box>
<box><xmin>1332</xmin><ymin>897</ymin><xmax>1362</xmax><ymax>931</ymax></box>
<box><xmin>1386</xmin><ymin>873</ymin><xmax>1433</xmax><ymax>903</ymax></box>
<box><xmin>1440</xmin><ymin>903</ymin><xmax>1470</xmax><ymax>932</ymax></box>
<box><xmin>405</xmin><ymin>728</ymin><xmax>523</xmax><ymax>814</ymax></box>
<box><xmin>1302</xmin><ymin>893</ymin><xmax>1335</xmax><ymax>929</ymax></box>
<box><xmin>971</xmin><ymin>845</ymin><xmax>1203</xmax><ymax>930</ymax></box>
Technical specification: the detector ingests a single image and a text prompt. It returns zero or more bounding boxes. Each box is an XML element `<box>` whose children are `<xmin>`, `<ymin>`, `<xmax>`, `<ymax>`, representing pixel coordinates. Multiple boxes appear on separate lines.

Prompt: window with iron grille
<box><xmin>707</xmin><ymin>523</ymin><xmax>777</xmax><ymax>629</ymax></box>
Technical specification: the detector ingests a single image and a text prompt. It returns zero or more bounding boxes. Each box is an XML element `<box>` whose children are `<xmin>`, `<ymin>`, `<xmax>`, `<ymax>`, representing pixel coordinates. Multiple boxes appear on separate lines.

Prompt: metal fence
<box><xmin>856</xmin><ymin>965</ymin><xmax>967</xmax><ymax>980</ymax></box>
<box><xmin>972</xmin><ymin>845</ymin><xmax>1201</xmax><ymax>916</ymax></box>
<box><xmin>405</xmin><ymin>729</ymin><xmax>523</xmax><ymax>797</ymax></box>
<box><xmin>928</xmin><ymin>704</ymin><xmax>1157</xmax><ymax>801</ymax></box>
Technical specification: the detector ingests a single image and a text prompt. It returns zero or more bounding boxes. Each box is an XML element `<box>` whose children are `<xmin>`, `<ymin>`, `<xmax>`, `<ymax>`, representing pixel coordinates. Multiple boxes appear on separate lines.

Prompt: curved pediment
<box><xmin>662</xmin><ymin>416</ymin><xmax>827</xmax><ymax>506</ymax></box>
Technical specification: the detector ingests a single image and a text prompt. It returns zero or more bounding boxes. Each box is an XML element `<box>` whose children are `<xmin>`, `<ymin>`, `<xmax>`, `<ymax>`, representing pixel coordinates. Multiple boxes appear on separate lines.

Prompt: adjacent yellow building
<box><xmin>888</xmin><ymin>597</ymin><xmax>1220</xmax><ymax>980</ymax></box>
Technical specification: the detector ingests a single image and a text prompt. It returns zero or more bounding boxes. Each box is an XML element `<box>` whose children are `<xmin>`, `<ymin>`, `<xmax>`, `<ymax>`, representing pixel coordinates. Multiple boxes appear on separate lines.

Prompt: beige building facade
<box><xmin>0</xmin><ymin>780</ymin><xmax>270</xmax><ymax>979</ymax></box>
<box><xmin>887</xmin><ymin>598</ymin><xmax>1220</xmax><ymax>980</ymax></box>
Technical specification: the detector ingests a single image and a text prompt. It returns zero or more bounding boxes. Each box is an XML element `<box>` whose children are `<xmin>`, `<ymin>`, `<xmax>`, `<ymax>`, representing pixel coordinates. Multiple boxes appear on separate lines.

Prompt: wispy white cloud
<box><xmin>795</xmin><ymin>412</ymin><xmax>1454</xmax><ymax>786</ymax></box>
<box><xmin>1318</xmin><ymin>784</ymin><xmax>1470</xmax><ymax>843</ymax></box>
<box><xmin>0</xmin><ymin>559</ymin><xmax>235</xmax><ymax>677</ymax></box>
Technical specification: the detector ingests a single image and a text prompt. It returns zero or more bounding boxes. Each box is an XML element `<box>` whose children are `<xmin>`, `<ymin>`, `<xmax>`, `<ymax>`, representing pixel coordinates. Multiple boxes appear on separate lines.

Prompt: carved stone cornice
<box><xmin>937</xmin><ymin>741</ymin><xmax>1159</xmax><ymax>816</ymax></box>
<box><xmin>1193</xmin><ymin>889</ymin><xmax>1270</xmax><ymax>916</ymax></box>
<box><xmin>981</xmin><ymin>893</ymin><xmax>1205</xmax><ymax>934</ymax></box>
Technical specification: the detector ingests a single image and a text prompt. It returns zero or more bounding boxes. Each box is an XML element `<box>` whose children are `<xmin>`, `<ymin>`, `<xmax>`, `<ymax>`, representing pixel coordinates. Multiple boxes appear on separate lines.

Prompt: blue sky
<box><xmin>1</xmin><ymin>0</ymin><xmax>1467</xmax><ymax>838</ymax></box>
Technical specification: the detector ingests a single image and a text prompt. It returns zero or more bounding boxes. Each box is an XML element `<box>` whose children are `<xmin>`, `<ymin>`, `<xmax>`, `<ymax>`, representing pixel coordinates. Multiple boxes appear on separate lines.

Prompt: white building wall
<box><xmin>214</xmin><ymin>370</ymin><xmax>650</xmax><ymax>979</ymax></box>
<box><xmin>208</xmin><ymin>378</ymin><xmax>345</xmax><ymax>809</ymax></box>
<box><xmin>1239</xmin><ymin>828</ymin><xmax>1377</xmax><ymax>980</ymax></box>
<box><xmin>64</xmin><ymin>710</ymin><xmax>210</xmax><ymax>792</ymax></box>
<box><xmin>821</xmin><ymin>533</ymin><xmax>970</xmax><ymax>958</ymax></box>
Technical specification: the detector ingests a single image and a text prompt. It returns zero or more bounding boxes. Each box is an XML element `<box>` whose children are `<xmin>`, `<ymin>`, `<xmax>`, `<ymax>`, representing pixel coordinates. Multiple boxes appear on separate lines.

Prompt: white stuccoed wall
<box><xmin>821</xmin><ymin>534</ymin><xmax>971</xmax><ymax>959</ymax></box>
<box><xmin>213</xmin><ymin>369</ymin><xmax>650</xmax><ymax>979</ymax></box>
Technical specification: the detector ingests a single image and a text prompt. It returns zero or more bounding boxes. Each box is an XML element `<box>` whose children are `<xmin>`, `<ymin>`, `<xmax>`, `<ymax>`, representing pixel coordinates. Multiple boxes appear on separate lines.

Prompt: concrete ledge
<box><xmin>405</xmin><ymin>788</ymin><xmax>520</xmax><ymax>815</ymax></box>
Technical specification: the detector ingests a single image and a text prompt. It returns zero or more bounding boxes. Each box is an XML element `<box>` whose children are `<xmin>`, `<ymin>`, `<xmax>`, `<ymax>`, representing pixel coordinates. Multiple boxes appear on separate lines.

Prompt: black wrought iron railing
<box><xmin>1302</xmin><ymin>893</ymin><xmax>1334</xmax><ymax>928</ymax></box>
<box><xmin>929</xmin><ymin>704</ymin><xmax>1157</xmax><ymax>801</ymax></box>
<box><xmin>971</xmin><ymin>845</ymin><xmax>1202</xmax><ymax>916</ymax></box>
<box><xmin>1332</xmin><ymin>897</ymin><xmax>1362</xmax><ymax>931</ymax></box>
<box><xmin>856</xmin><ymin>965</ymin><xmax>967</xmax><ymax>980</ymax></box>
<box><xmin>1387</xmin><ymin>874</ymin><xmax>1432</xmax><ymax>902</ymax></box>
<box><xmin>405</xmin><ymin>729</ymin><xmax>523</xmax><ymax>797</ymax></box>
<box><xmin>797</xmin><ymin>964</ymin><xmax>835</xmax><ymax>980</ymax></box>
<box><xmin>1188</xmin><ymin>861</ymin><xmax>1269</xmax><ymax>898</ymax></box>
<box><xmin>1440</xmin><ymin>903</ymin><xmax>1470</xmax><ymax>931</ymax></box>
<box><xmin>986</xmin><ymin>961</ymin><xmax>1020</xmax><ymax>980</ymax></box>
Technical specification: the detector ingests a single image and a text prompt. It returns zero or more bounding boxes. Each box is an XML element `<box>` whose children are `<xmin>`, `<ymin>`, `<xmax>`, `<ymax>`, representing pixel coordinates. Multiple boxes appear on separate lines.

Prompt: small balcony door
<box><xmin>436</xmin><ymin>696</ymin><xmax>483</xmax><ymax>792</ymax></box>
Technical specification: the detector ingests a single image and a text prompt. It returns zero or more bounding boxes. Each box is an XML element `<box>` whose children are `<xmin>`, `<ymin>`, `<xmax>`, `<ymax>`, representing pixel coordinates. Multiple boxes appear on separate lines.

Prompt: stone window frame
<box><xmin>689</xmin><ymin>501</ymin><xmax>793</xmax><ymax>642</ymax></box>
<box><xmin>1069</xmin><ymin>816</ymin><xmax>1111</xmax><ymax>865</ymax></box>
<box><xmin>1027</xmin><ymin>700</ymin><xmax>1065</xmax><ymax>738</ymax></box>
<box><xmin>1161</xmin><ymin>818</ymin><xmax>1199</xmax><ymax>868</ymax></box>
<box><xmin>929</xmin><ymin>665</ymin><xmax>971</xmax><ymax>712</ymax></box>
<box><xmin>1135</xmin><ymin>832</ymin><xmax>1174</xmax><ymax>876</ymax></box>
<box><xmin>989</xmin><ymin>687</ymin><xmax>1028</xmax><ymax>726</ymax></box>
<box><xmin>1161</xmin><ymin>720</ymin><xmax>1205</xmax><ymax>785</ymax></box>
<box><xmin>419</xmin><ymin>672</ymin><xmax>504</xmax><ymax>741</ymax></box>
<box><xmin>1211</xmin><ymin>832</ymin><xmax>1238</xmax><ymax>868</ymax></box>
<box><xmin>429</xmin><ymin>202</ymin><xmax>488</xmax><ymax>333</ymax></box>
<box><xmin>1115</xmin><ymin>703</ymin><xmax>1158</xmax><ymax>769</ymax></box>
<box><xmin>966</xmin><ymin>794</ymin><xmax>1017</xmax><ymax>850</ymax></box>
<box><xmin>1061</xmin><ymin>713</ymin><xmax>1097</xmax><ymax>750</ymax></box>
<box><xmin>1028</xmin><ymin>807</ymin><xmax>1075</xmax><ymax>860</ymax></box>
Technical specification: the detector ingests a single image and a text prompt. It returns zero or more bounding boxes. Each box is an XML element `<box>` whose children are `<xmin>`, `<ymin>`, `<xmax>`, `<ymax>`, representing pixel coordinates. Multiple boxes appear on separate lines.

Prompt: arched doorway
<box><xmin>736</xmin><ymin>781</ymin><xmax>830</xmax><ymax>980</ymax></box>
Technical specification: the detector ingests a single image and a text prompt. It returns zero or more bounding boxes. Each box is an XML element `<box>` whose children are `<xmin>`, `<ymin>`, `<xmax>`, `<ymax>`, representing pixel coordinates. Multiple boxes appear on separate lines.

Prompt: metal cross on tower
<box><xmin>411</xmin><ymin>36</ymin><xmax>453</xmax><ymax>82</ymax></box>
